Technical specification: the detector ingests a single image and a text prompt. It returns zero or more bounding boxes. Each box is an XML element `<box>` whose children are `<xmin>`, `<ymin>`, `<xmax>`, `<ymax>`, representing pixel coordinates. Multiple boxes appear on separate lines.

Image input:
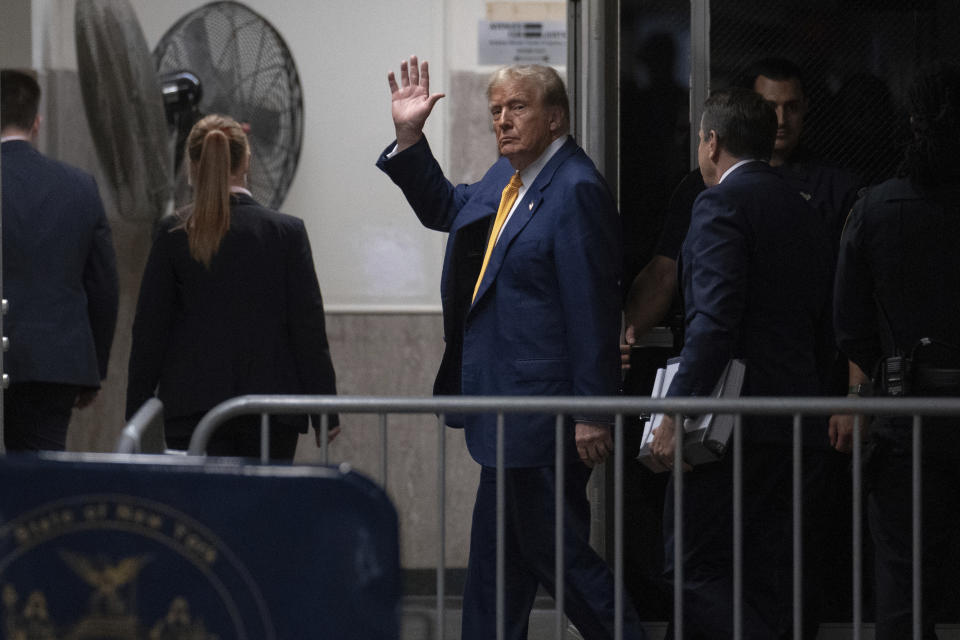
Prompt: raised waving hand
<box><xmin>388</xmin><ymin>55</ymin><xmax>445</xmax><ymax>152</ymax></box>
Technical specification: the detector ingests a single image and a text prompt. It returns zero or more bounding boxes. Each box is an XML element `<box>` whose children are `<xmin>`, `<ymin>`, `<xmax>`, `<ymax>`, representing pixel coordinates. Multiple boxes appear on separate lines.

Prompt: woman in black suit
<box><xmin>127</xmin><ymin>114</ymin><xmax>338</xmax><ymax>459</ymax></box>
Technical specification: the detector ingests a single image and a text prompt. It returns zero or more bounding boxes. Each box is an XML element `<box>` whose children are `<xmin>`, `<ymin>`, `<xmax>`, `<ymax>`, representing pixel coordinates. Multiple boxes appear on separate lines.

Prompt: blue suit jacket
<box><xmin>377</xmin><ymin>136</ymin><xmax>622</xmax><ymax>467</ymax></box>
<box><xmin>1</xmin><ymin>140</ymin><xmax>118</xmax><ymax>387</ymax></box>
<box><xmin>668</xmin><ymin>161</ymin><xmax>833</xmax><ymax>446</ymax></box>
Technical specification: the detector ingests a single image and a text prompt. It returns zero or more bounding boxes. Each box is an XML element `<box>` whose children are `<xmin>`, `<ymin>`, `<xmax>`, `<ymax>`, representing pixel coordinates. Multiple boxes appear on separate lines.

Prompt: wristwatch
<box><xmin>848</xmin><ymin>382</ymin><xmax>873</xmax><ymax>397</ymax></box>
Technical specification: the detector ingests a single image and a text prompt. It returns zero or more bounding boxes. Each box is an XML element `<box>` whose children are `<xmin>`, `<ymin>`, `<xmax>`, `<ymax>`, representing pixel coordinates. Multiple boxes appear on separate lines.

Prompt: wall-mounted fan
<box><xmin>74</xmin><ymin>0</ymin><xmax>305</xmax><ymax>219</ymax></box>
<box><xmin>154</xmin><ymin>2</ymin><xmax>304</xmax><ymax>210</ymax></box>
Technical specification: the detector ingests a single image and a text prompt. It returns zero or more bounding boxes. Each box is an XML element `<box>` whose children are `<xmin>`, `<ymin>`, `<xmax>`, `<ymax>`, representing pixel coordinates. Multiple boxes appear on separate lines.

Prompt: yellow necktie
<box><xmin>473</xmin><ymin>172</ymin><xmax>523</xmax><ymax>301</ymax></box>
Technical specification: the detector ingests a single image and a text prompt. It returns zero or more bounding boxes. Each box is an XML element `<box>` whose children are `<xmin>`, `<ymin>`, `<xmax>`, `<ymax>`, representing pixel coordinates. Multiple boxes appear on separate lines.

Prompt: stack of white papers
<box><xmin>636</xmin><ymin>358</ymin><xmax>746</xmax><ymax>473</ymax></box>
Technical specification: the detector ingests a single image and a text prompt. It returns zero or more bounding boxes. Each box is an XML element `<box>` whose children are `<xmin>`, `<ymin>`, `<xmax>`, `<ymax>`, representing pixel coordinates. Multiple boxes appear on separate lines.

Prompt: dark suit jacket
<box><xmin>668</xmin><ymin>161</ymin><xmax>833</xmax><ymax>446</ymax></box>
<box><xmin>1</xmin><ymin>139</ymin><xmax>118</xmax><ymax>387</ymax></box>
<box><xmin>126</xmin><ymin>194</ymin><xmax>337</xmax><ymax>433</ymax></box>
<box><xmin>377</xmin><ymin>136</ymin><xmax>622</xmax><ymax>467</ymax></box>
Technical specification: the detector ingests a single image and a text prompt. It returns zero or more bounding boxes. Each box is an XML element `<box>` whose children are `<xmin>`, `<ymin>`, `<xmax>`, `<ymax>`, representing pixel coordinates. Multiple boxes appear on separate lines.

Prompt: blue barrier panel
<box><xmin>0</xmin><ymin>454</ymin><xmax>400</xmax><ymax>640</ymax></box>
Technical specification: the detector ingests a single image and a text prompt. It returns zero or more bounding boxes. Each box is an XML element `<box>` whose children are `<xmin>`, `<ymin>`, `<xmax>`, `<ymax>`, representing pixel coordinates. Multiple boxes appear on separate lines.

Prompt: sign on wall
<box><xmin>478</xmin><ymin>20</ymin><xmax>567</xmax><ymax>65</ymax></box>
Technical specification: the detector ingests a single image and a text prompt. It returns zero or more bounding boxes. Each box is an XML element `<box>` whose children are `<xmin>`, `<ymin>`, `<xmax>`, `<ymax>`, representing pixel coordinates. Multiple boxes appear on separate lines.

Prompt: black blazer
<box><xmin>126</xmin><ymin>193</ymin><xmax>337</xmax><ymax>431</ymax></box>
<box><xmin>1</xmin><ymin>140</ymin><xmax>118</xmax><ymax>387</ymax></box>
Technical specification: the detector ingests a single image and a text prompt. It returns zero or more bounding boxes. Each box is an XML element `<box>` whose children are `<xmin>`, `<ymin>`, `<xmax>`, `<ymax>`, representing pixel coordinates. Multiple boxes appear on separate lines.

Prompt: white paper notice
<box><xmin>478</xmin><ymin>20</ymin><xmax>567</xmax><ymax>65</ymax></box>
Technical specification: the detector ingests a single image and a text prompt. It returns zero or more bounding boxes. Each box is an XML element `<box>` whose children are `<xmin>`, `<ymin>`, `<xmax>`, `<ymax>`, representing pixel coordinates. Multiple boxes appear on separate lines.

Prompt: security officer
<box><xmin>833</xmin><ymin>62</ymin><xmax>960</xmax><ymax>640</ymax></box>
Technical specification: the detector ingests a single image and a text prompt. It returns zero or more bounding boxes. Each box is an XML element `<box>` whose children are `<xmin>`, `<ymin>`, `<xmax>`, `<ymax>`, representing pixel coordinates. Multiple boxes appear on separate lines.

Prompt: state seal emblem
<box><xmin>0</xmin><ymin>494</ymin><xmax>274</xmax><ymax>640</ymax></box>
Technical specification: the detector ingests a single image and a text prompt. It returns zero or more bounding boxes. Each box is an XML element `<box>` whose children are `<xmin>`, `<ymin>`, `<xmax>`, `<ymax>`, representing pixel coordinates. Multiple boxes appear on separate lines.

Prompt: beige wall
<box><xmin>0</xmin><ymin>0</ymin><xmax>32</xmax><ymax>70</ymax></box>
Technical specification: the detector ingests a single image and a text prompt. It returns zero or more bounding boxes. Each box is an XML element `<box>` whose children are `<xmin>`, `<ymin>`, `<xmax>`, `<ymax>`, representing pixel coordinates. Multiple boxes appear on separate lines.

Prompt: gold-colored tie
<box><xmin>473</xmin><ymin>172</ymin><xmax>523</xmax><ymax>301</ymax></box>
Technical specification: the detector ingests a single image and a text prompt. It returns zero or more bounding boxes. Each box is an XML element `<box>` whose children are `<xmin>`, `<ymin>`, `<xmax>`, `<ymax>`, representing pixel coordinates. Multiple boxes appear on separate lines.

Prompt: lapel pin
<box><xmin>528</xmin><ymin>201</ymin><xmax>533</xmax><ymax>211</ymax></box>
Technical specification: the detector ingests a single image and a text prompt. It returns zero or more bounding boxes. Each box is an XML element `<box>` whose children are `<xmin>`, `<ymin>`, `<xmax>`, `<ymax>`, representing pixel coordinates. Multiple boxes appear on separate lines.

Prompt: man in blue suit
<box><xmin>377</xmin><ymin>57</ymin><xmax>645</xmax><ymax>639</ymax></box>
<box><xmin>650</xmin><ymin>88</ymin><xmax>834</xmax><ymax>638</ymax></box>
<box><xmin>1</xmin><ymin>70</ymin><xmax>118</xmax><ymax>451</ymax></box>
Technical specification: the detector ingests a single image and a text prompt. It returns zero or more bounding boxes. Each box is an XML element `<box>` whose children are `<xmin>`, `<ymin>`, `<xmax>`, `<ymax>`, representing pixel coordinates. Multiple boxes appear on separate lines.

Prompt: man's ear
<box><xmin>30</xmin><ymin>115</ymin><xmax>41</xmax><ymax>139</ymax></box>
<box><xmin>707</xmin><ymin>129</ymin><xmax>721</xmax><ymax>162</ymax></box>
<box><xmin>548</xmin><ymin>106</ymin><xmax>563</xmax><ymax>132</ymax></box>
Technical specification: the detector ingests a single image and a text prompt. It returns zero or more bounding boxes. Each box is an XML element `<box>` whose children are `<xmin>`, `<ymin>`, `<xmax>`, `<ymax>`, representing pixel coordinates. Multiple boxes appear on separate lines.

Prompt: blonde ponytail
<box><xmin>183</xmin><ymin>114</ymin><xmax>249</xmax><ymax>267</ymax></box>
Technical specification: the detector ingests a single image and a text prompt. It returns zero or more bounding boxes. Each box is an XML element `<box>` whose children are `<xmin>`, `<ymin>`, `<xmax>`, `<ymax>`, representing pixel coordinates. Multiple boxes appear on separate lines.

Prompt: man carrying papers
<box><xmin>649</xmin><ymin>88</ymin><xmax>834</xmax><ymax>639</ymax></box>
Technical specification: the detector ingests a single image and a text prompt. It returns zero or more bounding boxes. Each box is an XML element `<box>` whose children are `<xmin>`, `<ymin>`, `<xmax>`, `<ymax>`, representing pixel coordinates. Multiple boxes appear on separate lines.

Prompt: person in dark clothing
<box><xmin>651</xmin><ymin>87</ymin><xmax>835</xmax><ymax>639</ymax></box>
<box><xmin>1</xmin><ymin>69</ymin><xmax>119</xmax><ymax>452</ymax></box>
<box><xmin>833</xmin><ymin>62</ymin><xmax>960</xmax><ymax>640</ymax></box>
<box><xmin>621</xmin><ymin>59</ymin><xmax>860</xmax><ymax>637</ymax></box>
<box><xmin>127</xmin><ymin>114</ymin><xmax>339</xmax><ymax>459</ymax></box>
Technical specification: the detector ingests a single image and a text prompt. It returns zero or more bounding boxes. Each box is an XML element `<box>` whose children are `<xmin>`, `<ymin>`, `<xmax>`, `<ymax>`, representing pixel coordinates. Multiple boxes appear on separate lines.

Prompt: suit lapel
<box><xmin>470</xmin><ymin>137</ymin><xmax>578</xmax><ymax>307</ymax></box>
<box><xmin>449</xmin><ymin>157</ymin><xmax>516</xmax><ymax>236</ymax></box>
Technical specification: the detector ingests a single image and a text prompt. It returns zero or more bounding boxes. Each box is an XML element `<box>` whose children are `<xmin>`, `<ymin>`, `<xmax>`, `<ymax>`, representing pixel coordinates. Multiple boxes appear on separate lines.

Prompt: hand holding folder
<box><xmin>637</xmin><ymin>358</ymin><xmax>746</xmax><ymax>473</ymax></box>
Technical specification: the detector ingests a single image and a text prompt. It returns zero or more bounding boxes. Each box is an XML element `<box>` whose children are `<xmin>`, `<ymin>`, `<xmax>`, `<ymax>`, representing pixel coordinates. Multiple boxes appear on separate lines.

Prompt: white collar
<box><xmin>0</xmin><ymin>134</ymin><xmax>31</xmax><ymax>143</ymax></box>
<box><xmin>518</xmin><ymin>136</ymin><xmax>567</xmax><ymax>187</ymax></box>
<box><xmin>718</xmin><ymin>158</ymin><xmax>758</xmax><ymax>183</ymax></box>
<box><xmin>229</xmin><ymin>185</ymin><xmax>253</xmax><ymax>197</ymax></box>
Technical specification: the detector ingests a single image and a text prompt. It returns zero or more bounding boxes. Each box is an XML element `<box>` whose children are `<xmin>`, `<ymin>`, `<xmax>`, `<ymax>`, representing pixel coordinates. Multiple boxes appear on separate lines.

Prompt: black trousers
<box><xmin>165</xmin><ymin>413</ymin><xmax>301</xmax><ymax>461</ymax></box>
<box><xmin>663</xmin><ymin>443</ymin><xmax>833</xmax><ymax>640</ymax></box>
<box><xmin>866</xmin><ymin>430</ymin><xmax>960</xmax><ymax>640</ymax></box>
<box><xmin>3</xmin><ymin>382</ymin><xmax>80</xmax><ymax>451</ymax></box>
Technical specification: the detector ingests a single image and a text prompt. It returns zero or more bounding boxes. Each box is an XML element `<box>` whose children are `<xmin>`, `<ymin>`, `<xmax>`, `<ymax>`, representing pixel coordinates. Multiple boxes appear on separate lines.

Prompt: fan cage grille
<box><xmin>154</xmin><ymin>1</ymin><xmax>304</xmax><ymax>210</ymax></box>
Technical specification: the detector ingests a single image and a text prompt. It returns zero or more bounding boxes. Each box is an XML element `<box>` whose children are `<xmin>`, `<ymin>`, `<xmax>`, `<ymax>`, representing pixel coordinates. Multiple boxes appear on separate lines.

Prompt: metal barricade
<box><xmin>122</xmin><ymin>394</ymin><xmax>960</xmax><ymax>640</ymax></box>
<box><xmin>114</xmin><ymin>397</ymin><xmax>165</xmax><ymax>453</ymax></box>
